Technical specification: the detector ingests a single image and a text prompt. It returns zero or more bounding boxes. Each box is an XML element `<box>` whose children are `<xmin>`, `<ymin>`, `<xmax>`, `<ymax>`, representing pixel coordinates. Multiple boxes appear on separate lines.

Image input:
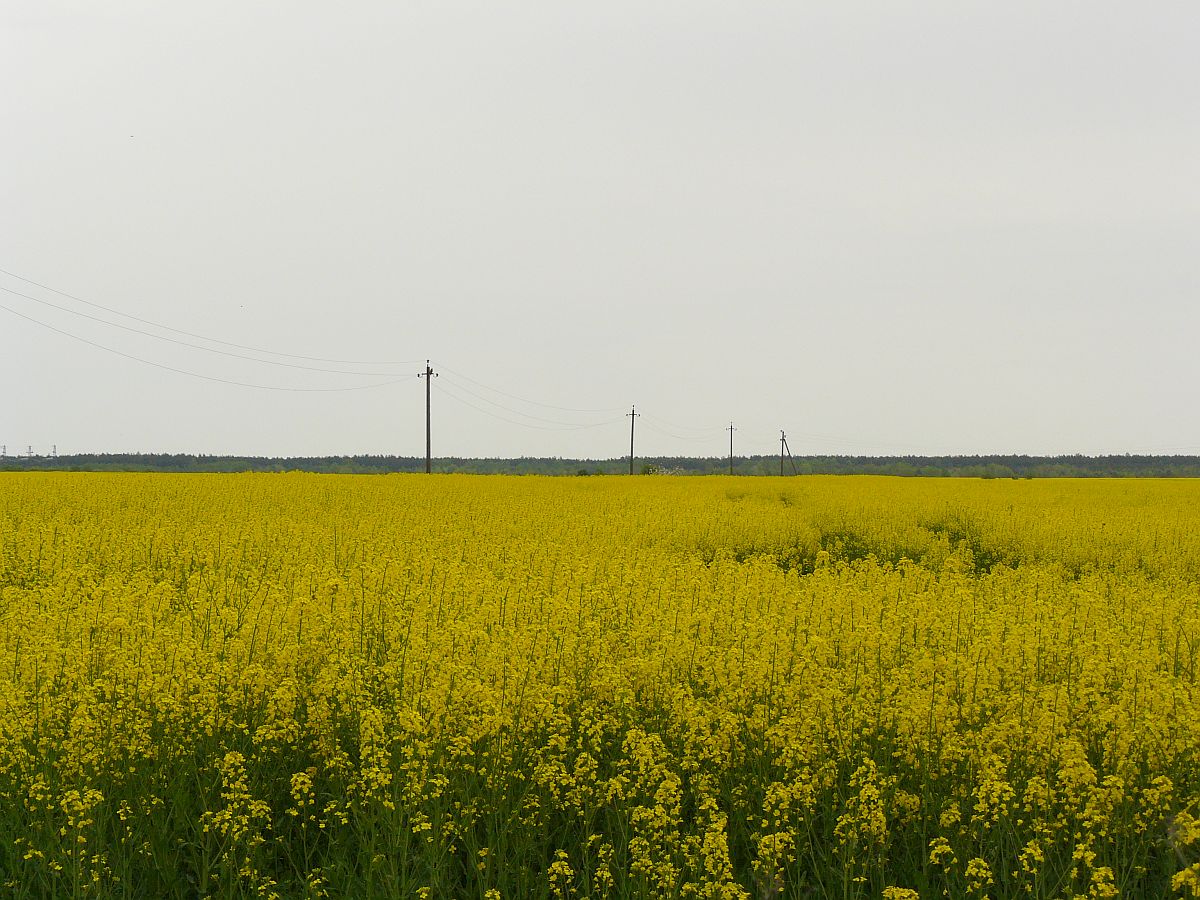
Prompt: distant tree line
<box><xmin>4</xmin><ymin>452</ymin><xmax>1200</xmax><ymax>477</ymax></box>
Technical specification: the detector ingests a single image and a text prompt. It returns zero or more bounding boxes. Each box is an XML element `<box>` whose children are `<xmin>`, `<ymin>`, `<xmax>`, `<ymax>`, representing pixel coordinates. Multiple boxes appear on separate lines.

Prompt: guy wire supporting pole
<box><xmin>627</xmin><ymin>405</ymin><xmax>640</xmax><ymax>475</ymax></box>
<box><xmin>727</xmin><ymin>422</ymin><xmax>736</xmax><ymax>476</ymax></box>
<box><xmin>418</xmin><ymin>360</ymin><xmax>437</xmax><ymax>473</ymax></box>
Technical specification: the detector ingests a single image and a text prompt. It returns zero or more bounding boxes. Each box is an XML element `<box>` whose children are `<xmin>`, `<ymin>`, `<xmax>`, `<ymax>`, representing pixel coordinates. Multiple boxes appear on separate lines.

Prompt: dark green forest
<box><xmin>3</xmin><ymin>453</ymin><xmax>1200</xmax><ymax>477</ymax></box>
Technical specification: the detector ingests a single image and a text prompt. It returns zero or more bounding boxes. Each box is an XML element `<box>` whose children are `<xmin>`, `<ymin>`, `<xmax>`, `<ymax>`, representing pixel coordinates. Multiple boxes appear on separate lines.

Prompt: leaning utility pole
<box><xmin>627</xmin><ymin>405</ymin><xmax>640</xmax><ymax>475</ymax></box>
<box><xmin>418</xmin><ymin>361</ymin><xmax>437</xmax><ymax>473</ymax></box>
<box><xmin>726</xmin><ymin>422</ymin><xmax>736</xmax><ymax>475</ymax></box>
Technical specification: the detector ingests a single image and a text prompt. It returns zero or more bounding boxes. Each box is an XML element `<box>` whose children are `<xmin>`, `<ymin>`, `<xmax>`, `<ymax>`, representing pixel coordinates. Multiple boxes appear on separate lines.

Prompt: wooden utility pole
<box><xmin>781</xmin><ymin>431</ymin><xmax>798</xmax><ymax>475</ymax></box>
<box><xmin>727</xmin><ymin>422</ymin><xmax>736</xmax><ymax>475</ymax></box>
<box><xmin>418</xmin><ymin>361</ymin><xmax>437</xmax><ymax>473</ymax></box>
<box><xmin>627</xmin><ymin>405</ymin><xmax>640</xmax><ymax>475</ymax></box>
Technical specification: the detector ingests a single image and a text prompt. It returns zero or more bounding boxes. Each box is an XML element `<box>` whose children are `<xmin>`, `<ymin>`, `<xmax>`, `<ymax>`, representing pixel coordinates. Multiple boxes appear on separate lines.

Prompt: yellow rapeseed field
<box><xmin>1</xmin><ymin>472</ymin><xmax>1199</xmax><ymax>899</ymax></box>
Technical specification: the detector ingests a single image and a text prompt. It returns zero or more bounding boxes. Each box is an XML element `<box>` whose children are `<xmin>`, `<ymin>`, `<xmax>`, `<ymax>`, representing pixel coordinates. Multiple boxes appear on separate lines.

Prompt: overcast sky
<box><xmin>2</xmin><ymin>2</ymin><xmax>1197</xmax><ymax>459</ymax></box>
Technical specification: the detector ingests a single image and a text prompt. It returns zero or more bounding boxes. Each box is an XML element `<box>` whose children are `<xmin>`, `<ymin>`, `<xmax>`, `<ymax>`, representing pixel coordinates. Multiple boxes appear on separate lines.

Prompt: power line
<box><xmin>0</xmin><ymin>266</ymin><xmax>420</xmax><ymax>366</ymax></box>
<box><xmin>639</xmin><ymin>412</ymin><xmax>726</xmax><ymax>435</ymax></box>
<box><xmin>786</xmin><ymin>430</ymin><xmax>927</xmax><ymax>452</ymax></box>
<box><xmin>433</xmin><ymin>361</ymin><xmax>625</xmax><ymax>414</ymax></box>
<box><xmin>0</xmin><ymin>284</ymin><xmax>415</xmax><ymax>377</ymax></box>
<box><xmin>4</xmin><ymin>271</ymin><xmax>1054</xmax><ymax>457</ymax></box>
<box><xmin>641</xmin><ymin>414</ymin><xmax>922</xmax><ymax>455</ymax></box>
<box><xmin>638</xmin><ymin>419</ymin><xmax>727</xmax><ymax>443</ymax></box>
<box><xmin>435</xmin><ymin>382</ymin><xmax>624</xmax><ymax>432</ymax></box>
<box><xmin>438</xmin><ymin>374</ymin><xmax>617</xmax><ymax>427</ymax></box>
<box><xmin>438</xmin><ymin>382</ymin><xmax>624</xmax><ymax>432</ymax></box>
<box><xmin>0</xmin><ymin>301</ymin><xmax>415</xmax><ymax>393</ymax></box>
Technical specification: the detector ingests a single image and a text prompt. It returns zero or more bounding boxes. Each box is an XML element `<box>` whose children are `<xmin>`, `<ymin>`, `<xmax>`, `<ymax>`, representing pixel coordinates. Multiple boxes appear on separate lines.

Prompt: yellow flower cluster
<box><xmin>1</xmin><ymin>471</ymin><xmax>1199</xmax><ymax>898</ymax></box>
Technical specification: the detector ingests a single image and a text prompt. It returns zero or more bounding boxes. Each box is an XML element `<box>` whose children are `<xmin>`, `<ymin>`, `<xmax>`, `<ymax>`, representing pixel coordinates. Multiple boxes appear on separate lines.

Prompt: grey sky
<box><xmin>2</xmin><ymin>2</ymin><xmax>1197</xmax><ymax>459</ymax></box>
